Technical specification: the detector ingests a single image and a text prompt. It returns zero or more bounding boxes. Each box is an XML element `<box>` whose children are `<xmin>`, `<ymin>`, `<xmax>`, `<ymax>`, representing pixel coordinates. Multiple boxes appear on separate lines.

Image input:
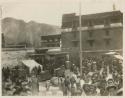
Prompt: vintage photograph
<box><xmin>0</xmin><ymin>0</ymin><xmax>124</xmax><ymax>96</ymax></box>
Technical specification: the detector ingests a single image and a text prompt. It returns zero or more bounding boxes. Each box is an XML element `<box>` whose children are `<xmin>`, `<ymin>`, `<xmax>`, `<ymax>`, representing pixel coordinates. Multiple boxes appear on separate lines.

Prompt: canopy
<box><xmin>47</xmin><ymin>48</ymin><xmax>61</xmax><ymax>52</ymax></box>
<box><xmin>105</xmin><ymin>52</ymin><xmax>123</xmax><ymax>60</ymax></box>
<box><xmin>22</xmin><ymin>60</ymin><xmax>42</xmax><ymax>71</ymax></box>
<box><xmin>113</xmin><ymin>55</ymin><xmax>123</xmax><ymax>60</ymax></box>
<box><xmin>105</xmin><ymin>52</ymin><xmax>116</xmax><ymax>55</ymax></box>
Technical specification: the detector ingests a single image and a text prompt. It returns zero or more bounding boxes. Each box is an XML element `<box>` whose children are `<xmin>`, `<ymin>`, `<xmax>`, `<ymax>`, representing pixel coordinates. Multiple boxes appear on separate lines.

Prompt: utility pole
<box><xmin>79</xmin><ymin>0</ymin><xmax>82</xmax><ymax>76</ymax></box>
<box><xmin>0</xmin><ymin>5</ymin><xmax>4</xmax><ymax>48</ymax></box>
<box><xmin>113</xmin><ymin>3</ymin><xmax>116</xmax><ymax>11</ymax></box>
<box><xmin>0</xmin><ymin>5</ymin><xmax>2</xmax><ymax>33</ymax></box>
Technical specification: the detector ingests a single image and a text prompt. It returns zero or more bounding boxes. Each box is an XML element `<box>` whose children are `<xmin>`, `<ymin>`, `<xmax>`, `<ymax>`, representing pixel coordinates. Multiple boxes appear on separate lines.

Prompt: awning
<box><xmin>22</xmin><ymin>60</ymin><xmax>42</xmax><ymax>71</ymax></box>
<box><xmin>47</xmin><ymin>48</ymin><xmax>68</xmax><ymax>55</ymax></box>
<box><xmin>105</xmin><ymin>52</ymin><xmax>116</xmax><ymax>55</ymax></box>
<box><xmin>47</xmin><ymin>48</ymin><xmax>61</xmax><ymax>52</ymax></box>
<box><xmin>114</xmin><ymin>55</ymin><xmax>123</xmax><ymax>60</ymax></box>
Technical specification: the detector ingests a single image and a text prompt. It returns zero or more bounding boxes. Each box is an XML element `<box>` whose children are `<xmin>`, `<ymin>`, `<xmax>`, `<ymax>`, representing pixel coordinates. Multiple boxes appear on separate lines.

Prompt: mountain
<box><xmin>2</xmin><ymin>17</ymin><xmax>61</xmax><ymax>48</ymax></box>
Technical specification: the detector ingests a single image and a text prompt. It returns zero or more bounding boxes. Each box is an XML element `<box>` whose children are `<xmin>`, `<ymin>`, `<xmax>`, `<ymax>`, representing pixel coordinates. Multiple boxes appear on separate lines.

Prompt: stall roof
<box><xmin>22</xmin><ymin>60</ymin><xmax>42</xmax><ymax>71</ymax></box>
<box><xmin>105</xmin><ymin>52</ymin><xmax>116</xmax><ymax>55</ymax></box>
<box><xmin>47</xmin><ymin>48</ymin><xmax>68</xmax><ymax>55</ymax></box>
<box><xmin>114</xmin><ymin>55</ymin><xmax>123</xmax><ymax>60</ymax></box>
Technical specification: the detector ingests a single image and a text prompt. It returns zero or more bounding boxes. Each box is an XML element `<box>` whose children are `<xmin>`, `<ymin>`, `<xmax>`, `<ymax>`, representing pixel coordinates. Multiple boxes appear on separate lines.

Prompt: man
<box><xmin>71</xmin><ymin>64</ymin><xmax>75</xmax><ymax>72</ymax></box>
<box><xmin>64</xmin><ymin>76</ymin><xmax>71</xmax><ymax>96</ymax></box>
<box><xmin>31</xmin><ymin>75</ymin><xmax>39</xmax><ymax>95</ymax></box>
<box><xmin>70</xmin><ymin>77</ymin><xmax>76</xmax><ymax>96</ymax></box>
<box><xmin>106</xmin><ymin>79</ymin><xmax>117</xmax><ymax>96</ymax></box>
<box><xmin>46</xmin><ymin>80</ymin><xmax>50</xmax><ymax>91</ymax></box>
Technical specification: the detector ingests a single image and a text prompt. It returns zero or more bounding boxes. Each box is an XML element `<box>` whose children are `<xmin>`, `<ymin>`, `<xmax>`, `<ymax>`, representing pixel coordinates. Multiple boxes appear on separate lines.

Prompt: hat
<box><xmin>106</xmin><ymin>79</ymin><xmax>116</xmax><ymax>91</ymax></box>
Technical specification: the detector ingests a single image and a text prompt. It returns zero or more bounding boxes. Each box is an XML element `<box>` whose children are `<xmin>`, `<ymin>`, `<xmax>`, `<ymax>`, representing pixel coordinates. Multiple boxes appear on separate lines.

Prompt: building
<box><xmin>41</xmin><ymin>34</ymin><xmax>61</xmax><ymax>48</ymax></box>
<box><xmin>38</xmin><ymin>34</ymin><xmax>67</xmax><ymax>67</ymax></box>
<box><xmin>61</xmin><ymin>11</ymin><xmax>123</xmax><ymax>64</ymax></box>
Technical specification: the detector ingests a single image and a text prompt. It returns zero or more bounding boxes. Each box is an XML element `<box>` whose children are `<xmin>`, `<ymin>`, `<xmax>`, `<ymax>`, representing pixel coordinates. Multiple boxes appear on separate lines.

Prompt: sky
<box><xmin>0</xmin><ymin>0</ymin><xmax>124</xmax><ymax>26</ymax></box>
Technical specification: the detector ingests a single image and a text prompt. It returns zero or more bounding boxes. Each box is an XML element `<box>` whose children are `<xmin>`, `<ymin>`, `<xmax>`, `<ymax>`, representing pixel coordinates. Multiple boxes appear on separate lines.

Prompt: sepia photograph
<box><xmin>0</xmin><ymin>0</ymin><xmax>124</xmax><ymax>96</ymax></box>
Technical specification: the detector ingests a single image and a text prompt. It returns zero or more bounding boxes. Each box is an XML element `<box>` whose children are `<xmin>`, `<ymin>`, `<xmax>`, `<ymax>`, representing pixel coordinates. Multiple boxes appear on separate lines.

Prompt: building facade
<box><xmin>61</xmin><ymin>11</ymin><xmax>123</xmax><ymax>63</ymax></box>
<box><xmin>41</xmin><ymin>34</ymin><xmax>61</xmax><ymax>48</ymax></box>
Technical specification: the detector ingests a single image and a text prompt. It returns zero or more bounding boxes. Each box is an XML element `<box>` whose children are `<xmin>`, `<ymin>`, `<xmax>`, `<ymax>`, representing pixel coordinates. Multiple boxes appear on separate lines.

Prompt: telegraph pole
<box><xmin>0</xmin><ymin>5</ymin><xmax>4</xmax><ymax>48</ymax></box>
<box><xmin>0</xmin><ymin>5</ymin><xmax>2</xmax><ymax>33</ymax></box>
<box><xmin>79</xmin><ymin>0</ymin><xmax>82</xmax><ymax>76</ymax></box>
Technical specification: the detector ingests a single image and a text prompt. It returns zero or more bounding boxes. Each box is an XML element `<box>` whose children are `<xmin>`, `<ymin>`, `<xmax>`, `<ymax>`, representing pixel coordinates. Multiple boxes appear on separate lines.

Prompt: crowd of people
<box><xmin>2</xmin><ymin>55</ymin><xmax>123</xmax><ymax>96</ymax></box>
<box><xmin>2</xmin><ymin>65</ymin><xmax>41</xmax><ymax>96</ymax></box>
<box><xmin>58</xmin><ymin>56</ymin><xmax>123</xmax><ymax>96</ymax></box>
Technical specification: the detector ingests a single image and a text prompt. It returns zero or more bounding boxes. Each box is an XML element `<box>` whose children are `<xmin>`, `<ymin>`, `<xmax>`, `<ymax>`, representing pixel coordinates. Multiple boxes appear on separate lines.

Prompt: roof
<box><xmin>62</xmin><ymin>10</ymin><xmax>122</xmax><ymax>22</ymax></box>
<box><xmin>47</xmin><ymin>48</ymin><xmax>68</xmax><ymax>55</ymax></box>
<box><xmin>80</xmin><ymin>10</ymin><xmax>122</xmax><ymax>20</ymax></box>
<box><xmin>105</xmin><ymin>52</ymin><xmax>116</xmax><ymax>55</ymax></box>
<box><xmin>114</xmin><ymin>55</ymin><xmax>123</xmax><ymax>60</ymax></box>
<box><xmin>41</xmin><ymin>34</ymin><xmax>61</xmax><ymax>37</ymax></box>
<box><xmin>22</xmin><ymin>60</ymin><xmax>42</xmax><ymax>71</ymax></box>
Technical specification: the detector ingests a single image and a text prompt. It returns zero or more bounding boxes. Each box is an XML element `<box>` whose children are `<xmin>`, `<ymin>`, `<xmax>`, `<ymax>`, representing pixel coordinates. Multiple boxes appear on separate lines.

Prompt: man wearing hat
<box><xmin>106</xmin><ymin>78</ymin><xmax>117</xmax><ymax>96</ymax></box>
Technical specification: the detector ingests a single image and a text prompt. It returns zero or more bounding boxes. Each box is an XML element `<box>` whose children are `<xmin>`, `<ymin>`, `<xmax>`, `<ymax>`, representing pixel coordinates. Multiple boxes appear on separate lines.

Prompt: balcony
<box><xmin>61</xmin><ymin>28</ymin><xmax>72</xmax><ymax>32</ymax></box>
<box><xmin>110</xmin><ymin>23</ymin><xmax>122</xmax><ymax>27</ymax></box>
<box><xmin>93</xmin><ymin>25</ymin><xmax>104</xmax><ymax>29</ymax></box>
<box><xmin>61</xmin><ymin>22</ymin><xmax>122</xmax><ymax>33</ymax></box>
<box><xmin>71</xmin><ymin>39</ymin><xmax>79</xmax><ymax>42</ymax></box>
<box><xmin>77</xmin><ymin>26</ymin><xmax>88</xmax><ymax>31</ymax></box>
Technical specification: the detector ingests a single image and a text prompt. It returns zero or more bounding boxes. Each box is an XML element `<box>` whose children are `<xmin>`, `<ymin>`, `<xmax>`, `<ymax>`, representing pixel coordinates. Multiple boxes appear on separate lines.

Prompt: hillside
<box><xmin>2</xmin><ymin>17</ymin><xmax>61</xmax><ymax>48</ymax></box>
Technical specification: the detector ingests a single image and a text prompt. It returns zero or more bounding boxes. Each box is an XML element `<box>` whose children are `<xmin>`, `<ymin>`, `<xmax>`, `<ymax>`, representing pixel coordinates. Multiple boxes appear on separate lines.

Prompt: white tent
<box><xmin>105</xmin><ymin>52</ymin><xmax>123</xmax><ymax>60</ymax></box>
<box><xmin>114</xmin><ymin>55</ymin><xmax>123</xmax><ymax>60</ymax></box>
<box><xmin>22</xmin><ymin>60</ymin><xmax>42</xmax><ymax>72</ymax></box>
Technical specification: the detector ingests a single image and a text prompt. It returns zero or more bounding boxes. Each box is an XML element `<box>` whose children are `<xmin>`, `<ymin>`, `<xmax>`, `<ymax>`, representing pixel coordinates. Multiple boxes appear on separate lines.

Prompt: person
<box><xmin>37</xmin><ymin>65</ymin><xmax>42</xmax><ymax>75</ymax></box>
<box><xmin>31</xmin><ymin>75</ymin><xmax>39</xmax><ymax>95</ymax></box>
<box><xmin>106</xmin><ymin>79</ymin><xmax>117</xmax><ymax>96</ymax></box>
<box><xmin>80</xmin><ymin>76</ymin><xmax>85</xmax><ymax>89</ymax></box>
<box><xmin>92</xmin><ymin>62</ymin><xmax>97</xmax><ymax>72</ymax></box>
<box><xmin>46</xmin><ymin>80</ymin><xmax>50</xmax><ymax>91</ymax></box>
<box><xmin>89</xmin><ymin>84</ymin><xmax>97</xmax><ymax>96</ymax></box>
<box><xmin>70</xmin><ymin>76</ymin><xmax>76</xmax><ymax>96</ymax></box>
<box><xmin>71</xmin><ymin>64</ymin><xmax>75</xmax><ymax>72</ymax></box>
<box><xmin>83</xmin><ymin>84</ymin><xmax>90</xmax><ymax>96</ymax></box>
<box><xmin>64</xmin><ymin>76</ymin><xmax>71</xmax><ymax>96</ymax></box>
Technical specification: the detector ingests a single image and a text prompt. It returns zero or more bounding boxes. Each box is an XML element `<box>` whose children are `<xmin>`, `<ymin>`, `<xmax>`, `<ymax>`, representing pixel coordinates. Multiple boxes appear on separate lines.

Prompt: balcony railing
<box><xmin>61</xmin><ymin>28</ymin><xmax>72</xmax><ymax>32</ymax></box>
<box><xmin>61</xmin><ymin>22</ymin><xmax>122</xmax><ymax>32</ymax></box>
<box><xmin>110</xmin><ymin>23</ymin><xmax>122</xmax><ymax>27</ymax></box>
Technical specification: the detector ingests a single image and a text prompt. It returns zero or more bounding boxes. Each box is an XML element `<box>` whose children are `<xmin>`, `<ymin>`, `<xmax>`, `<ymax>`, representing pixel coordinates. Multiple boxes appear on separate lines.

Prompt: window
<box><xmin>105</xmin><ymin>30</ymin><xmax>110</xmax><ymax>36</ymax></box>
<box><xmin>55</xmin><ymin>38</ymin><xmax>57</xmax><ymax>42</ymax></box>
<box><xmin>88</xmin><ymin>31</ymin><xmax>93</xmax><ymax>37</ymax></box>
<box><xmin>73</xmin><ymin>31</ymin><xmax>77</xmax><ymax>38</ymax></box>
<box><xmin>110</xmin><ymin>17</ymin><xmax>120</xmax><ymax>23</ymax></box>
<box><xmin>93</xmin><ymin>19</ymin><xmax>104</xmax><ymax>25</ymax></box>
<box><xmin>49</xmin><ymin>39</ymin><xmax>53</xmax><ymax>42</ymax></box>
<box><xmin>88</xmin><ymin>21</ymin><xmax>93</xmax><ymax>26</ymax></box>
<box><xmin>104</xmin><ymin>19</ymin><xmax>110</xmax><ymax>26</ymax></box>
<box><xmin>57</xmin><ymin>43</ymin><xmax>60</xmax><ymax>47</ymax></box>
<box><xmin>105</xmin><ymin>39</ymin><xmax>111</xmax><ymax>46</ymax></box>
<box><xmin>88</xmin><ymin>40</ymin><xmax>94</xmax><ymax>47</ymax></box>
<box><xmin>72</xmin><ymin>41</ymin><xmax>78</xmax><ymax>47</ymax></box>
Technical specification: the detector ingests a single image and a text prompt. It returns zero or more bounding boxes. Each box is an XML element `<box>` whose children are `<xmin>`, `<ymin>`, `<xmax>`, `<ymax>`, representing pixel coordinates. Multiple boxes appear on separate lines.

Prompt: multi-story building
<box><xmin>40</xmin><ymin>34</ymin><xmax>66</xmax><ymax>67</ymax></box>
<box><xmin>61</xmin><ymin>11</ymin><xmax>123</xmax><ymax>64</ymax></box>
<box><xmin>41</xmin><ymin>34</ymin><xmax>61</xmax><ymax>48</ymax></box>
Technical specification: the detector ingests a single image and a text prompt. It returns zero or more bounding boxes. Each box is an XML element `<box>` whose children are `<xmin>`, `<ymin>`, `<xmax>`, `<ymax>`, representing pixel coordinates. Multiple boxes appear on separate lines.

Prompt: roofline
<box><xmin>80</xmin><ymin>10</ymin><xmax>122</xmax><ymax>17</ymax></box>
<box><xmin>41</xmin><ymin>34</ymin><xmax>61</xmax><ymax>37</ymax></box>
